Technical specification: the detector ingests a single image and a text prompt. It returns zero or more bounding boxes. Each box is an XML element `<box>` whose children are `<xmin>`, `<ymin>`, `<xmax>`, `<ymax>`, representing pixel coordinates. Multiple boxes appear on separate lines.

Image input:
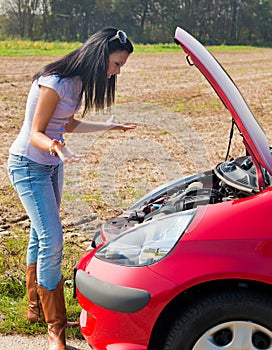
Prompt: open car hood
<box><xmin>175</xmin><ymin>27</ymin><xmax>272</xmax><ymax>190</ymax></box>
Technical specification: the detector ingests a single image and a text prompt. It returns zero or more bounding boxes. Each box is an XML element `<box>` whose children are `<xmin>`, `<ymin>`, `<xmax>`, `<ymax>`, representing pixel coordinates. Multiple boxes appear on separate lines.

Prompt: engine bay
<box><xmin>96</xmin><ymin>155</ymin><xmax>271</xmax><ymax>244</ymax></box>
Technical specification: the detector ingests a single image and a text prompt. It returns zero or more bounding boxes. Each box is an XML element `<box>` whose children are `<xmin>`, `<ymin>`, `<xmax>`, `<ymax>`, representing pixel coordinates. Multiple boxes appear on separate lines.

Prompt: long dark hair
<box><xmin>33</xmin><ymin>28</ymin><xmax>133</xmax><ymax>115</ymax></box>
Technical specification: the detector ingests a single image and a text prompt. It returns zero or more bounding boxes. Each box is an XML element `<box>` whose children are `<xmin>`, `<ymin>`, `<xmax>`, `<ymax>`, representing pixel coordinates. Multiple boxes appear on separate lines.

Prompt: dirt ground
<box><xmin>1</xmin><ymin>48</ymin><xmax>272</xmax><ymax>233</ymax></box>
<box><xmin>0</xmin><ymin>48</ymin><xmax>272</xmax><ymax>348</ymax></box>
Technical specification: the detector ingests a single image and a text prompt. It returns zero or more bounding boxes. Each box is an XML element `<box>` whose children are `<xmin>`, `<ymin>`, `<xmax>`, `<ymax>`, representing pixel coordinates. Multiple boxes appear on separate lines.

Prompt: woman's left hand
<box><xmin>114</xmin><ymin>124</ymin><xmax>137</xmax><ymax>131</ymax></box>
<box><xmin>106</xmin><ymin>115</ymin><xmax>137</xmax><ymax>131</ymax></box>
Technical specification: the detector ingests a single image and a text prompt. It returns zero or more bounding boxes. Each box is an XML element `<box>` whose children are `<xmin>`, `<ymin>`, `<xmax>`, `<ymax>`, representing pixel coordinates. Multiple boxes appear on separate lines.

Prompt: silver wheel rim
<box><xmin>193</xmin><ymin>321</ymin><xmax>272</xmax><ymax>350</ymax></box>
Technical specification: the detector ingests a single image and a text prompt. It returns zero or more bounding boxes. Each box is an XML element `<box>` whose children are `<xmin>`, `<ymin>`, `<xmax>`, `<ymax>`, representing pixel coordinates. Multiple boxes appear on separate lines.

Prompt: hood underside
<box><xmin>174</xmin><ymin>27</ymin><xmax>272</xmax><ymax>189</ymax></box>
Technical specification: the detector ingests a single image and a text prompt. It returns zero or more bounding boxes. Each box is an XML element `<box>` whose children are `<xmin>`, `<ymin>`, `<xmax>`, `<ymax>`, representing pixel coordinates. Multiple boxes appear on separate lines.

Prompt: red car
<box><xmin>75</xmin><ymin>27</ymin><xmax>272</xmax><ymax>350</ymax></box>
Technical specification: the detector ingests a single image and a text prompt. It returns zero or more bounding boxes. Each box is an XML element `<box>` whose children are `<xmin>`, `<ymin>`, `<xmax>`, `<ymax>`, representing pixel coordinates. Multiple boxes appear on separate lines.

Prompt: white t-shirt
<box><xmin>9</xmin><ymin>74</ymin><xmax>82</xmax><ymax>165</ymax></box>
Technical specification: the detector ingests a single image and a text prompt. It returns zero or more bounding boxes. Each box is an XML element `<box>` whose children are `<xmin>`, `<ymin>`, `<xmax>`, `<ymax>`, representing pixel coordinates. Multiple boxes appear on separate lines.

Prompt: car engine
<box><xmin>93</xmin><ymin>155</ymin><xmax>271</xmax><ymax>245</ymax></box>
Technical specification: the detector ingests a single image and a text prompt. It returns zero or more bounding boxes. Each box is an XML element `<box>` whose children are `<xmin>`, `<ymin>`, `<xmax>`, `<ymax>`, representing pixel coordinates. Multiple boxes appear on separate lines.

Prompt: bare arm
<box><xmin>30</xmin><ymin>86</ymin><xmax>83</xmax><ymax>163</ymax></box>
<box><xmin>30</xmin><ymin>87</ymin><xmax>135</xmax><ymax>163</ymax></box>
<box><xmin>30</xmin><ymin>86</ymin><xmax>59</xmax><ymax>152</ymax></box>
<box><xmin>65</xmin><ymin>115</ymin><xmax>136</xmax><ymax>133</ymax></box>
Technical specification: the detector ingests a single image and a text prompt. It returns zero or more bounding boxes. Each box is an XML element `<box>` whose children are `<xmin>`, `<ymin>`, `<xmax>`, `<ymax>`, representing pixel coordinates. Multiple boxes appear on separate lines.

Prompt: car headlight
<box><xmin>95</xmin><ymin>209</ymin><xmax>196</xmax><ymax>266</ymax></box>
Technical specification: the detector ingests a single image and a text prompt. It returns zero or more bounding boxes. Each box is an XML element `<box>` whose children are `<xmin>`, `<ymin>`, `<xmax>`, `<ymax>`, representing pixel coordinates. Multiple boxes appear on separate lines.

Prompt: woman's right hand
<box><xmin>55</xmin><ymin>145</ymin><xmax>84</xmax><ymax>163</ymax></box>
<box><xmin>54</xmin><ymin>144</ymin><xmax>84</xmax><ymax>163</ymax></box>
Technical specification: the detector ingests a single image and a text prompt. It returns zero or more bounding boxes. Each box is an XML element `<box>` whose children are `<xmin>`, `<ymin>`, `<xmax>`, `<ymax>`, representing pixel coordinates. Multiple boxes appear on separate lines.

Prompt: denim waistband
<box><xmin>10</xmin><ymin>154</ymin><xmax>31</xmax><ymax>162</ymax></box>
<box><xmin>9</xmin><ymin>153</ymin><xmax>60</xmax><ymax>167</ymax></box>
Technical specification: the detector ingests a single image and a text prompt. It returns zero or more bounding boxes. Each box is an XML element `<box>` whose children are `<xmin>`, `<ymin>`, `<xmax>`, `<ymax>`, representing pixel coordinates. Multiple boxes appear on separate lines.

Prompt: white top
<box><xmin>9</xmin><ymin>74</ymin><xmax>82</xmax><ymax>165</ymax></box>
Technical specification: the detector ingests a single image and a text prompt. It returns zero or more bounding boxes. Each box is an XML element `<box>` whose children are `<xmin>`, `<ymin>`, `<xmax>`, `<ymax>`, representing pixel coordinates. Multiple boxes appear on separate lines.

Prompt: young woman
<box><xmin>8</xmin><ymin>28</ymin><xmax>135</xmax><ymax>350</ymax></box>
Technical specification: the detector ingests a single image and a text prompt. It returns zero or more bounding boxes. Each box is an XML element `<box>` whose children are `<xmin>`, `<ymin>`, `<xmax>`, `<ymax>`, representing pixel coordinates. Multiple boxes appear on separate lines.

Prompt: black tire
<box><xmin>164</xmin><ymin>288</ymin><xmax>272</xmax><ymax>350</ymax></box>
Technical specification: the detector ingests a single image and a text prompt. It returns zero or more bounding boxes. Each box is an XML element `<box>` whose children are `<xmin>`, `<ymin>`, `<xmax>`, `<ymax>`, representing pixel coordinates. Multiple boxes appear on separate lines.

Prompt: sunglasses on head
<box><xmin>109</xmin><ymin>30</ymin><xmax>127</xmax><ymax>44</ymax></box>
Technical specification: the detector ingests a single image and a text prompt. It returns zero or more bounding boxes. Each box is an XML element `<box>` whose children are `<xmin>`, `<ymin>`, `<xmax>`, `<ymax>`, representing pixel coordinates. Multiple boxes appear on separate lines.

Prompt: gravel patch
<box><xmin>0</xmin><ymin>335</ymin><xmax>90</xmax><ymax>350</ymax></box>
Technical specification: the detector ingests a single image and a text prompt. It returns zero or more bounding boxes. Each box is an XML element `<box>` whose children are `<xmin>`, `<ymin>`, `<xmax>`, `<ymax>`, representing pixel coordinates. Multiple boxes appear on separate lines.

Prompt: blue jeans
<box><xmin>8</xmin><ymin>154</ymin><xmax>64</xmax><ymax>290</ymax></box>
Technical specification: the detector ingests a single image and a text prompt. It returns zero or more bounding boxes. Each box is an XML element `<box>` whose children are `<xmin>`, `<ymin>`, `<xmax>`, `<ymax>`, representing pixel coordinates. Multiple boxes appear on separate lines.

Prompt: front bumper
<box><xmin>75</xmin><ymin>253</ymin><xmax>179</xmax><ymax>350</ymax></box>
<box><xmin>76</xmin><ymin>269</ymin><xmax>150</xmax><ymax>313</ymax></box>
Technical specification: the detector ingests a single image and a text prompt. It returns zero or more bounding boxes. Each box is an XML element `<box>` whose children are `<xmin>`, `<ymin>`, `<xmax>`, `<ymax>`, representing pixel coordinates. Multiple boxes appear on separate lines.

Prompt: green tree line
<box><xmin>0</xmin><ymin>0</ymin><xmax>271</xmax><ymax>45</ymax></box>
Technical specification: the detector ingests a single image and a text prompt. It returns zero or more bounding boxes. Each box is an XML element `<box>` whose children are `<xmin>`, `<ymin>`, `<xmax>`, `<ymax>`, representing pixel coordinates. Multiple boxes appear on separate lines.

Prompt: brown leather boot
<box><xmin>26</xmin><ymin>263</ymin><xmax>45</xmax><ymax>322</ymax></box>
<box><xmin>37</xmin><ymin>278</ymin><xmax>67</xmax><ymax>350</ymax></box>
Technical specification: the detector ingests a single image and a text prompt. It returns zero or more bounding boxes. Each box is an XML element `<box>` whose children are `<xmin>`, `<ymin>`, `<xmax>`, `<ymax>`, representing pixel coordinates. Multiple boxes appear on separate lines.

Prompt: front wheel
<box><xmin>164</xmin><ymin>289</ymin><xmax>272</xmax><ymax>350</ymax></box>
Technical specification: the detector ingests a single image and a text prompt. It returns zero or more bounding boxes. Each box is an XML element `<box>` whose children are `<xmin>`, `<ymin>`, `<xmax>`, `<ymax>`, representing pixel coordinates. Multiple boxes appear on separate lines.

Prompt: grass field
<box><xmin>0</xmin><ymin>40</ymin><xmax>261</xmax><ymax>56</ymax></box>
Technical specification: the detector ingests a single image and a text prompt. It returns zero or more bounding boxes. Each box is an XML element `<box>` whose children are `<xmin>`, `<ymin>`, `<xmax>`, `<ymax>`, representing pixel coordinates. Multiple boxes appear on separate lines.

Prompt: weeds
<box><xmin>0</xmin><ymin>228</ymin><xmax>84</xmax><ymax>338</ymax></box>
